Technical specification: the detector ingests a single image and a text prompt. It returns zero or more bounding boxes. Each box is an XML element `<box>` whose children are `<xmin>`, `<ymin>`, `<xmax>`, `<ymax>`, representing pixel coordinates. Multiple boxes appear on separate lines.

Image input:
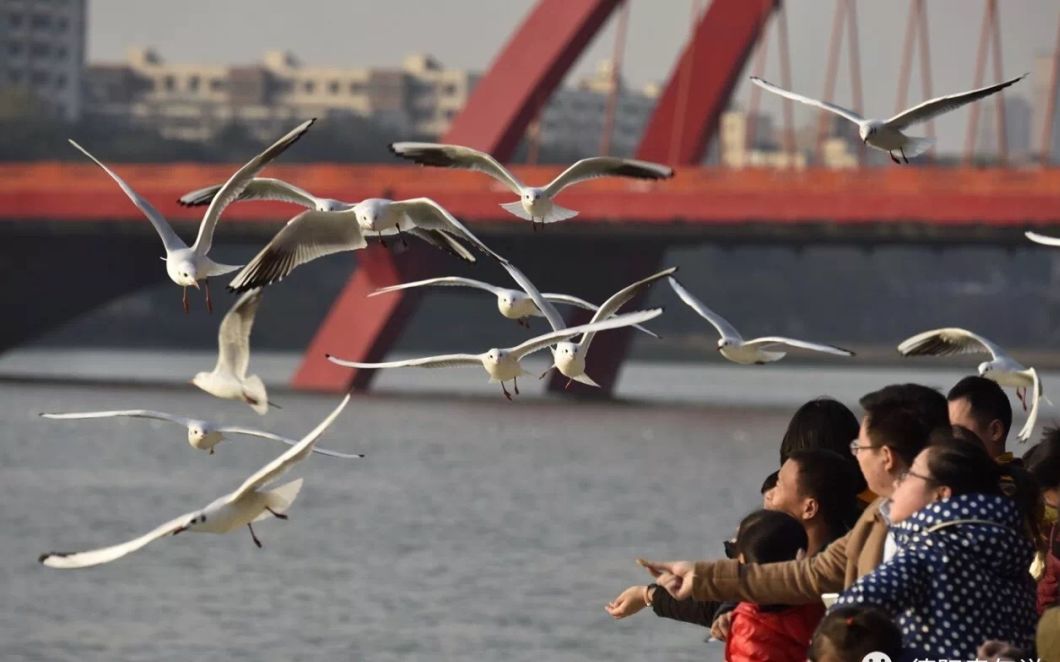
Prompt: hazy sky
<box><xmin>88</xmin><ymin>1</ymin><xmax>1059</xmax><ymax>155</ymax></box>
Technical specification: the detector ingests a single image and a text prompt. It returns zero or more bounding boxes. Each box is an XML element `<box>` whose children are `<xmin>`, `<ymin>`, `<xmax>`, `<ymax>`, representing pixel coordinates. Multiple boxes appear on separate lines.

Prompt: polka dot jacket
<box><xmin>833</xmin><ymin>493</ymin><xmax>1037</xmax><ymax>659</ymax></box>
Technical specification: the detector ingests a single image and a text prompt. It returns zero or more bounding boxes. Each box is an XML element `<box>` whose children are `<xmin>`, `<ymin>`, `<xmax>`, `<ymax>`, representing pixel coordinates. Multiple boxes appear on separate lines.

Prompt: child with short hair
<box><xmin>722</xmin><ymin>509</ymin><xmax>824</xmax><ymax>662</ymax></box>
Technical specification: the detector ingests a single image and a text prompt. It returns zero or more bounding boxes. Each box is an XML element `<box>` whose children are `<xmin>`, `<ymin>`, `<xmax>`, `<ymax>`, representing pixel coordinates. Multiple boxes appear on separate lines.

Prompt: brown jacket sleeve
<box><xmin>690</xmin><ymin>532</ymin><xmax>849</xmax><ymax>605</ymax></box>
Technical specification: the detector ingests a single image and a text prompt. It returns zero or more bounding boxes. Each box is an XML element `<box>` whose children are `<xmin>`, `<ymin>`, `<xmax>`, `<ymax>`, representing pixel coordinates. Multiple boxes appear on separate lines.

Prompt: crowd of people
<box><xmin>606</xmin><ymin>377</ymin><xmax>1060</xmax><ymax>661</ymax></box>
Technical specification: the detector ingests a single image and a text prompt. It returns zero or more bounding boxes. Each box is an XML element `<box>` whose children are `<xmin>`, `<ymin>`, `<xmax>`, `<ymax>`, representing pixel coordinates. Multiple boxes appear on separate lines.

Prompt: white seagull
<box><xmin>224</xmin><ymin>196</ymin><xmax>499</xmax><ymax>293</ymax></box>
<box><xmin>39</xmin><ymin>394</ymin><xmax>351</xmax><ymax>569</ymax></box>
<box><xmin>500</xmin><ymin>261</ymin><xmax>674</xmax><ymax>388</ymax></box>
<box><xmin>70</xmin><ymin>119</ymin><xmax>315</xmax><ymax>312</ymax></box>
<box><xmin>897</xmin><ymin>327</ymin><xmax>1043</xmax><ymax>441</ymax></box>
<box><xmin>389</xmin><ymin>142</ymin><xmax>674</xmax><ymax>227</ymax></box>
<box><xmin>368</xmin><ymin>275</ymin><xmax>658</xmax><ymax>337</ymax></box>
<box><xmin>326</xmin><ymin>309</ymin><xmax>662</xmax><ymax>400</ymax></box>
<box><xmin>750</xmin><ymin>74</ymin><xmax>1026</xmax><ymax>164</ymax></box>
<box><xmin>39</xmin><ymin>409</ymin><xmax>363</xmax><ymax>458</ymax></box>
<box><xmin>192</xmin><ymin>288</ymin><xmax>271</xmax><ymax>414</ymax></box>
<box><xmin>668</xmin><ymin>277</ymin><xmax>854</xmax><ymax>365</ymax></box>
<box><xmin>1025</xmin><ymin>231</ymin><xmax>1060</xmax><ymax>248</ymax></box>
<box><xmin>179</xmin><ymin>178</ymin><xmax>481</xmax><ymax>283</ymax></box>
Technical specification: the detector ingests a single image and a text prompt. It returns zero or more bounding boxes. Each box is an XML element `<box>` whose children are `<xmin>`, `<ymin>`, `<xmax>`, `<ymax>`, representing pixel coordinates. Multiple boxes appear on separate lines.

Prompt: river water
<box><xmin>1</xmin><ymin>359</ymin><xmax>1049</xmax><ymax>661</ymax></box>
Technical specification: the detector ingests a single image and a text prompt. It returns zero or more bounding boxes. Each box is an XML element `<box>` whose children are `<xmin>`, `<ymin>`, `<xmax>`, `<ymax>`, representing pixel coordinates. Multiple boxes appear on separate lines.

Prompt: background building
<box><xmin>0</xmin><ymin>0</ymin><xmax>86</xmax><ymax>120</ymax></box>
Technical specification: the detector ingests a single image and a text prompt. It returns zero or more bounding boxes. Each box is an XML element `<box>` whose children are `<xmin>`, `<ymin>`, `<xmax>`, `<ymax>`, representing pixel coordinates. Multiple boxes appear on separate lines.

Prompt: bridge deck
<box><xmin>3</xmin><ymin>164</ymin><xmax>1060</xmax><ymax>230</ymax></box>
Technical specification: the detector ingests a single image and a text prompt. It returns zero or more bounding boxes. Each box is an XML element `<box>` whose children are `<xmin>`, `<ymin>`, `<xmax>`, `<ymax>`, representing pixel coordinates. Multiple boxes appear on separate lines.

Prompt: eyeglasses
<box><xmin>897</xmin><ymin>469</ymin><xmax>937</xmax><ymax>486</ymax></box>
<box><xmin>849</xmin><ymin>439</ymin><xmax>877</xmax><ymax>456</ymax></box>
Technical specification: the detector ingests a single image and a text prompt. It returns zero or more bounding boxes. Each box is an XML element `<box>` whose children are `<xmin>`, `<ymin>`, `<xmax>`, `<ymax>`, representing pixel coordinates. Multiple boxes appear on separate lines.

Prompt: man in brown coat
<box><xmin>639</xmin><ymin>384</ymin><xmax>948</xmax><ymax>605</ymax></box>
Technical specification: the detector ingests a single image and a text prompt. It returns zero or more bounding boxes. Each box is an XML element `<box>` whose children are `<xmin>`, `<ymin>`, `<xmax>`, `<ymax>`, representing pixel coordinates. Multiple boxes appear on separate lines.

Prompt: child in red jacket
<box><xmin>724</xmin><ymin>509</ymin><xmax>825</xmax><ymax>662</ymax></box>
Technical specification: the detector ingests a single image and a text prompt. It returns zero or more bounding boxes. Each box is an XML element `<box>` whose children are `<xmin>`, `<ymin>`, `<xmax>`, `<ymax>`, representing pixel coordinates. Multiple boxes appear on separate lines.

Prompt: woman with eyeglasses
<box><xmin>833</xmin><ymin>435</ymin><xmax>1040</xmax><ymax>658</ymax></box>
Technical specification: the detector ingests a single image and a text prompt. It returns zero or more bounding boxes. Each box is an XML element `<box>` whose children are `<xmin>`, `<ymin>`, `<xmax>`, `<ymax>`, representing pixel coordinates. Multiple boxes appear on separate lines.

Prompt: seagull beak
<box><xmin>190</xmin><ymin>281</ymin><xmax>200</xmax><ymax>290</ymax></box>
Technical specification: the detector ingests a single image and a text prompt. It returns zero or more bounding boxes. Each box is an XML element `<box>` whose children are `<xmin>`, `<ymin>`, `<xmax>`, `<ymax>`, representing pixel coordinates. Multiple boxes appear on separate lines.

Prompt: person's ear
<box><xmin>987</xmin><ymin>419</ymin><xmax>1005</xmax><ymax>444</ymax></box>
<box><xmin>803</xmin><ymin>497</ymin><xmax>819</xmax><ymax>521</ymax></box>
<box><xmin>880</xmin><ymin>445</ymin><xmax>896</xmax><ymax>473</ymax></box>
<box><xmin>936</xmin><ymin>485</ymin><xmax>952</xmax><ymax>501</ymax></box>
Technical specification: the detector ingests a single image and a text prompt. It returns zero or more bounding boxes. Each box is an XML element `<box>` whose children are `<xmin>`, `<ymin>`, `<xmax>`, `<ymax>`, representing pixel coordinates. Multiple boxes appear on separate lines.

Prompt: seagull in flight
<box><xmin>369</xmin><ymin>276</ymin><xmax>657</xmax><ymax>337</ymax></box>
<box><xmin>70</xmin><ymin>119</ymin><xmax>315</xmax><ymax>312</ymax></box>
<box><xmin>750</xmin><ymin>74</ymin><xmax>1026</xmax><ymax>163</ymax></box>
<box><xmin>667</xmin><ymin>277</ymin><xmax>854</xmax><ymax>365</ymax></box>
<box><xmin>39</xmin><ymin>394</ymin><xmax>351</xmax><ymax>568</ymax></box>
<box><xmin>389</xmin><ymin>142</ymin><xmax>674</xmax><ymax>228</ymax></box>
<box><xmin>221</xmin><ymin>196</ymin><xmax>499</xmax><ymax>293</ymax></box>
<box><xmin>897</xmin><ymin>327</ymin><xmax>1043</xmax><ymax>441</ymax></box>
<box><xmin>179</xmin><ymin>178</ymin><xmax>481</xmax><ymax>281</ymax></box>
<box><xmin>192</xmin><ymin>289</ymin><xmax>271</xmax><ymax>414</ymax></box>
<box><xmin>500</xmin><ymin>261</ymin><xmax>674</xmax><ymax>388</ymax></box>
<box><xmin>39</xmin><ymin>409</ymin><xmax>363</xmax><ymax>458</ymax></box>
<box><xmin>326</xmin><ymin>308</ymin><xmax>661</xmax><ymax>400</ymax></box>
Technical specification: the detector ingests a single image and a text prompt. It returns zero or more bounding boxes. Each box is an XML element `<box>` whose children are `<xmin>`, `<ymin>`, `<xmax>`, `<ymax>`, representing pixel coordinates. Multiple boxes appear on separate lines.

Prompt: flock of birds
<box><xmin>35</xmin><ymin>70</ymin><xmax>1056</xmax><ymax>569</ymax></box>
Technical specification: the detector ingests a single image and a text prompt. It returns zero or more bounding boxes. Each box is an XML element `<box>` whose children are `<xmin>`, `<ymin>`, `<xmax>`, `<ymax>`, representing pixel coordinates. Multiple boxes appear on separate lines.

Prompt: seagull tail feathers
<box><xmin>903</xmin><ymin>137</ymin><xmax>935</xmax><ymax>158</ymax></box>
<box><xmin>542</xmin><ymin>204</ymin><xmax>578</xmax><ymax>224</ymax></box>
<box><xmin>253</xmin><ymin>478</ymin><xmax>304</xmax><ymax>522</ymax></box>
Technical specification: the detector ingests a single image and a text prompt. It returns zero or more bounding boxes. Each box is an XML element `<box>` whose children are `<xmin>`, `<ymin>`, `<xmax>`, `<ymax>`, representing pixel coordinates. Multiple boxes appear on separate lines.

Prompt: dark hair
<box><xmin>947</xmin><ymin>424</ymin><xmax>986</xmax><ymax>449</ymax></box>
<box><xmin>761</xmin><ymin>470</ymin><xmax>779</xmax><ymax>494</ymax></box>
<box><xmin>947</xmin><ymin>375</ymin><xmax>1012</xmax><ymax>440</ymax></box>
<box><xmin>787</xmin><ymin>449</ymin><xmax>862</xmax><ymax>543</ymax></box>
<box><xmin>927</xmin><ymin>437</ymin><xmax>1042</xmax><ymax>541</ymax></box>
<box><xmin>779</xmin><ymin>398</ymin><xmax>860</xmax><ymax>464</ymax></box>
<box><xmin>808</xmin><ymin>606</ymin><xmax>903</xmax><ymax>662</ymax></box>
<box><xmin>735</xmin><ymin>509</ymin><xmax>807</xmax><ymax>565</ymax></box>
<box><xmin>1026</xmin><ymin>428</ymin><xmax>1060</xmax><ymax>492</ymax></box>
<box><xmin>859</xmin><ymin>383</ymin><xmax>948</xmax><ymax>467</ymax></box>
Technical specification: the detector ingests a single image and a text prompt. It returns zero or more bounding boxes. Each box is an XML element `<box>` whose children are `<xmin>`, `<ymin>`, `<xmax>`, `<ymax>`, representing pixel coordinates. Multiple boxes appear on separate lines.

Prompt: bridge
<box><xmin>4</xmin><ymin>0</ymin><xmax>1060</xmax><ymax>396</ymax></box>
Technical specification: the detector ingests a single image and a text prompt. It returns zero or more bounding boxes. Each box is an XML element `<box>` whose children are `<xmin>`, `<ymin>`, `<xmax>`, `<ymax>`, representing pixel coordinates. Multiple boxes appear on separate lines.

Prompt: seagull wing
<box><xmin>178</xmin><ymin>177</ymin><xmax>332</xmax><ymax>211</ymax></box>
<box><xmin>68</xmin><ymin>140</ymin><xmax>186</xmax><ymax>253</ymax></box>
<box><xmin>217</xmin><ymin>426</ymin><xmax>364</xmax><ymax>459</ymax></box>
<box><xmin>743</xmin><ymin>337</ymin><xmax>855</xmax><ymax>357</ymax></box>
<box><xmin>326</xmin><ymin>353</ymin><xmax>483</xmax><ymax>370</ymax></box>
<box><xmin>579</xmin><ymin>267</ymin><xmax>676</xmax><ymax>350</ymax></box>
<box><xmin>500</xmin><ymin>261</ymin><xmax>565</xmax><ymax>332</ymax></box>
<box><xmin>510</xmin><ymin>308</ymin><xmax>663</xmax><ymax>360</ymax></box>
<box><xmin>1025</xmin><ymin>231</ymin><xmax>1060</xmax><ymax>247</ymax></box>
<box><xmin>216</xmin><ymin>289</ymin><xmax>263</xmax><ymax>378</ymax></box>
<box><xmin>543</xmin><ymin>157</ymin><xmax>673</xmax><ymax>198</ymax></box>
<box><xmin>885</xmin><ymin>73</ymin><xmax>1027</xmax><ymax>130</ymax></box>
<box><xmin>749</xmin><ymin>76</ymin><xmax>865</xmax><ymax>125</ymax></box>
<box><xmin>369</xmin><ymin>276</ymin><xmax>504</xmax><ymax>298</ymax></box>
<box><xmin>227</xmin><ymin>394</ymin><xmax>350</xmax><ymax>502</ymax></box>
<box><xmin>544</xmin><ymin>292</ymin><xmax>659</xmax><ymax>339</ymax></box>
<box><xmin>1017</xmin><ymin>368</ymin><xmax>1042</xmax><ymax>442</ymax></box>
<box><xmin>228</xmin><ymin>209</ymin><xmax>365</xmax><ymax>292</ymax></box>
<box><xmin>389</xmin><ymin>142</ymin><xmax>524</xmax><ymax>194</ymax></box>
<box><xmin>667</xmin><ymin>277</ymin><xmax>743</xmax><ymax>342</ymax></box>
<box><xmin>40</xmin><ymin>509</ymin><xmax>203</xmax><ymax>569</ymax></box>
<box><xmin>389</xmin><ymin>197</ymin><xmax>504</xmax><ymax>261</ymax></box>
<box><xmin>39</xmin><ymin>409</ymin><xmax>193</xmax><ymax>427</ymax></box>
<box><xmin>192</xmin><ymin>119</ymin><xmax>315</xmax><ymax>256</ymax></box>
<box><xmin>896</xmin><ymin>327</ymin><xmax>1004</xmax><ymax>360</ymax></box>
<box><xmin>404</xmin><ymin>228</ymin><xmax>476</xmax><ymax>263</ymax></box>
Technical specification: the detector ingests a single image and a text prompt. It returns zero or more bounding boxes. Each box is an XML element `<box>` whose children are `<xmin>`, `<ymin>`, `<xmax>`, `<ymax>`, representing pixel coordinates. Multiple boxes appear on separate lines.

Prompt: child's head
<box><xmin>808</xmin><ymin>606</ymin><xmax>903</xmax><ymax>662</ymax></box>
<box><xmin>734</xmin><ymin>509</ymin><xmax>806</xmax><ymax>564</ymax></box>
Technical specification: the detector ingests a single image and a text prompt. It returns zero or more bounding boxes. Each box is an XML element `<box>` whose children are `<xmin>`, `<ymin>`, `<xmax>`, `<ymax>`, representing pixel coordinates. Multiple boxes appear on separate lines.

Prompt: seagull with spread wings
<box><xmin>178</xmin><ymin>179</ymin><xmax>483</xmax><ymax>288</ymax></box>
<box><xmin>39</xmin><ymin>409</ymin><xmax>362</xmax><ymax>458</ymax></box>
<box><xmin>39</xmin><ymin>395</ymin><xmax>351</xmax><ymax>569</ymax></box>
<box><xmin>499</xmin><ymin>261</ymin><xmax>673</xmax><ymax>388</ymax></box>
<box><xmin>389</xmin><ymin>142</ymin><xmax>673</xmax><ymax>228</ymax></box>
<box><xmin>326</xmin><ymin>309</ymin><xmax>661</xmax><ymax>400</ymax></box>
<box><xmin>192</xmin><ymin>289</ymin><xmax>271</xmax><ymax>414</ymax></box>
<box><xmin>667</xmin><ymin>277</ymin><xmax>854</xmax><ymax>365</ymax></box>
<box><xmin>369</xmin><ymin>275</ymin><xmax>658</xmax><ymax>336</ymax></box>
<box><xmin>70</xmin><ymin>119</ymin><xmax>315</xmax><ymax>312</ymax></box>
<box><xmin>897</xmin><ymin>327</ymin><xmax>1043</xmax><ymax>441</ymax></box>
<box><xmin>750</xmin><ymin>74</ymin><xmax>1026</xmax><ymax>163</ymax></box>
